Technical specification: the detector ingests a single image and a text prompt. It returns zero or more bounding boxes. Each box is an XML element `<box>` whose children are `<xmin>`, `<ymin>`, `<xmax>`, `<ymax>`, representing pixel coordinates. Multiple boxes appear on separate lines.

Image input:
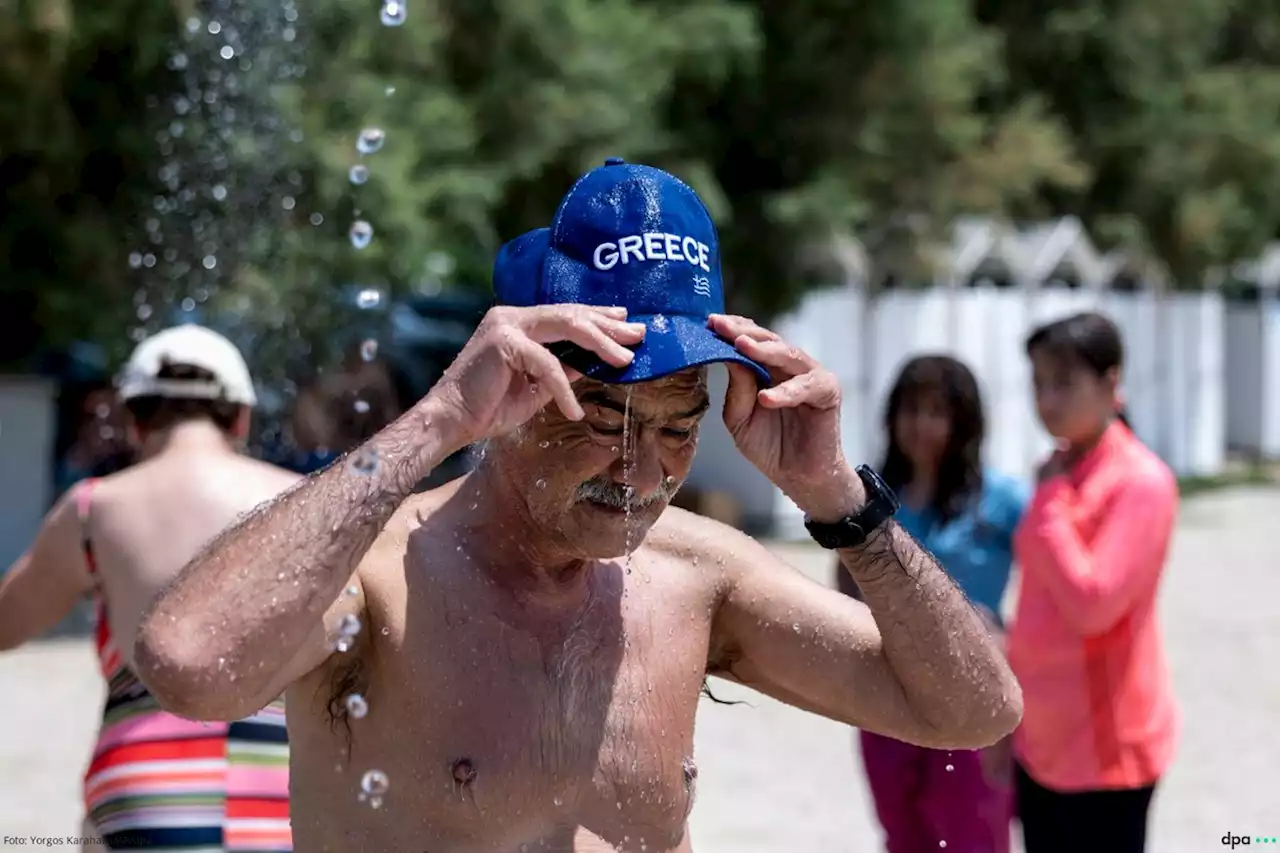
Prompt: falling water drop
<box><xmin>361</xmin><ymin>769</ymin><xmax>390</xmax><ymax>797</ymax></box>
<box><xmin>355</xmin><ymin>288</ymin><xmax>383</xmax><ymax>310</ymax></box>
<box><xmin>939</xmin><ymin>842</ymin><xmax>947</xmax><ymax>849</ymax></box>
<box><xmin>345</xmin><ymin>693</ymin><xmax>369</xmax><ymax>719</ymax></box>
<box><xmin>353</xmin><ymin>399</ymin><xmax>371</xmax><ymax>414</ymax></box>
<box><xmin>349</xmin><ymin>164</ymin><xmax>370</xmax><ymax>185</ymax></box>
<box><xmin>219</xmin><ymin>45</ymin><xmax>235</xmax><ymax>60</ymax></box>
<box><xmin>385</xmin><ymin>85</ymin><xmax>396</xmax><ymax>96</ymax></box>
<box><xmin>360</xmin><ymin>339</ymin><xmax>379</xmax><ymax>361</ymax></box>
<box><xmin>622</xmin><ymin>389</ymin><xmax>636</xmax><ymax>573</ymax></box>
<box><xmin>349</xmin><ymin>220</ymin><xmax>373</xmax><ymax>249</ymax></box>
<box><xmin>339</xmin><ymin>614</ymin><xmax>362</xmax><ymax>638</ymax></box>
<box><xmin>356</xmin><ymin>127</ymin><xmax>385</xmax><ymax>155</ymax></box>
<box><xmin>535</xmin><ymin>479</ymin><xmax>547</xmax><ymax>490</ymax></box>
<box><xmin>945</xmin><ymin>763</ymin><xmax>954</xmax><ymax>772</ymax></box>
<box><xmin>379</xmin><ymin>0</ymin><xmax>406</xmax><ymax>26</ymax></box>
<box><xmin>350</xmin><ymin>448</ymin><xmax>380</xmax><ymax>475</ymax></box>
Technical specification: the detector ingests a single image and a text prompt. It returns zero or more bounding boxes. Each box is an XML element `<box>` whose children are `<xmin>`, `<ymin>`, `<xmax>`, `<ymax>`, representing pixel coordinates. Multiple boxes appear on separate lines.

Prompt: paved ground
<box><xmin>1</xmin><ymin>486</ymin><xmax>1277</xmax><ymax>851</ymax></box>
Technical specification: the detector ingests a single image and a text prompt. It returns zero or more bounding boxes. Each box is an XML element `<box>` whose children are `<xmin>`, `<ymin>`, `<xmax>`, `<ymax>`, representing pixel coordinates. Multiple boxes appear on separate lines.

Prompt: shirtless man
<box><xmin>136</xmin><ymin>160</ymin><xmax>1022</xmax><ymax>853</ymax></box>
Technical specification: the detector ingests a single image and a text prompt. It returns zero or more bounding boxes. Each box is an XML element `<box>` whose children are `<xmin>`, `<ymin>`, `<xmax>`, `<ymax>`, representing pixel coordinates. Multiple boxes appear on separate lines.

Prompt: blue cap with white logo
<box><xmin>492</xmin><ymin>158</ymin><xmax>771</xmax><ymax>385</ymax></box>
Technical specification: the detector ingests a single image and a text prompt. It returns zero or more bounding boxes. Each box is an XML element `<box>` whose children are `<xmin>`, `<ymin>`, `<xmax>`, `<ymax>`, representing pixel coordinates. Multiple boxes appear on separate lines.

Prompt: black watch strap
<box><xmin>803</xmin><ymin>465</ymin><xmax>899</xmax><ymax>549</ymax></box>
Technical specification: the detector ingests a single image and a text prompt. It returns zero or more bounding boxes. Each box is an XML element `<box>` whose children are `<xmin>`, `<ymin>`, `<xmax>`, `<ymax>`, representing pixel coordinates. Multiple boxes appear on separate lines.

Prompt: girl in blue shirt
<box><xmin>836</xmin><ymin>354</ymin><xmax>1027</xmax><ymax>853</ymax></box>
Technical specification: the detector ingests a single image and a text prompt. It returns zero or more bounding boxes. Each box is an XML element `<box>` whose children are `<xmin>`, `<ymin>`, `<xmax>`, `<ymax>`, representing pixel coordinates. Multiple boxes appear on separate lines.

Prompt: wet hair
<box><xmin>123</xmin><ymin>364</ymin><xmax>243</xmax><ymax>434</ymax></box>
<box><xmin>1025</xmin><ymin>311</ymin><xmax>1130</xmax><ymax>427</ymax></box>
<box><xmin>879</xmin><ymin>355</ymin><xmax>985</xmax><ymax>523</ymax></box>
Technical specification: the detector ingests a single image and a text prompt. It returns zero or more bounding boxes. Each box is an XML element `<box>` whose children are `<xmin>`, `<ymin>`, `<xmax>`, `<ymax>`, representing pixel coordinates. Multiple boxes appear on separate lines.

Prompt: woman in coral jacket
<box><xmin>1010</xmin><ymin>311</ymin><xmax>1179</xmax><ymax>853</ymax></box>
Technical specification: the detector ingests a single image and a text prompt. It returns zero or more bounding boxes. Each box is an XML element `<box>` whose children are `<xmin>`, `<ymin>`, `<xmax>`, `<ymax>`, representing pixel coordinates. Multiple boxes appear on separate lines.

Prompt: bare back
<box><xmin>88</xmin><ymin>448</ymin><xmax>300</xmax><ymax>672</ymax></box>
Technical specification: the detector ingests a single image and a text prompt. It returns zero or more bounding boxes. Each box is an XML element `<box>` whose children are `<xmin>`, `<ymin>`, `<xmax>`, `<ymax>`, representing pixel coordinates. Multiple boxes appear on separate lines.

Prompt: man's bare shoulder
<box><xmin>357</xmin><ymin>485</ymin><xmax>456</xmax><ymax>574</ymax></box>
<box><xmin>647</xmin><ymin>504</ymin><xmax>779</xmax><ymax>588</ymax></box>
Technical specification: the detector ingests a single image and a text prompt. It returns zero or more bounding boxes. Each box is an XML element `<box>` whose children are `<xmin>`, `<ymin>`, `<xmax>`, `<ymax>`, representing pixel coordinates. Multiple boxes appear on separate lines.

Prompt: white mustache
<box><xmin>575</xmin><ymin>476</ymin><xmax>678</xmax><ymax>510</ymax></box>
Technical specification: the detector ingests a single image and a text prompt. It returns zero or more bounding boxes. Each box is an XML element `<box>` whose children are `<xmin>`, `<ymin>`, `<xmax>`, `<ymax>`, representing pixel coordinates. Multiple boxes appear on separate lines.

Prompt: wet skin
<box><xmin>289</xmin><ymin>375</ymin><xmax>717</xmax><ymax>852</ymax></box>
<box><xmin>137</xmin><ymin>307</ymin><xmax>1022</xmax><ymax>853</ymax></box>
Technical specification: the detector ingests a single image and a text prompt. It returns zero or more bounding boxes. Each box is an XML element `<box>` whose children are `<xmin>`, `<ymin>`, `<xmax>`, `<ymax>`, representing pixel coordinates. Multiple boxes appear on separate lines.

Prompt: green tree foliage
<box><xmin>5</xmin><ymin>0</ymin><xmax>1280</xmax><ymax>367</ymax></box>
<box><xmin>977</xmin><ymin>0</ymin><xmax>1280</xmax><ymax>285</ymax></box>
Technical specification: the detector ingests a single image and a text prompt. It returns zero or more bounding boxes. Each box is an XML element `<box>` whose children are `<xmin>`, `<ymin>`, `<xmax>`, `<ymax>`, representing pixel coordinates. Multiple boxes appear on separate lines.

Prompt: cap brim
<box><xmin>558</xmin><ymin>313</ymin><xmax>772</xmax><ymax>386</ymax></box>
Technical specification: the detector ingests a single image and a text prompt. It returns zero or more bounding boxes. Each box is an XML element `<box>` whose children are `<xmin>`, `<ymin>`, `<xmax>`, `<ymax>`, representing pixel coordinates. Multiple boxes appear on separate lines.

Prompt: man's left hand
<box><xmin>711</xmin><ymin>314</ymin><xmax>864</xmax><ymax>521</ymax></box>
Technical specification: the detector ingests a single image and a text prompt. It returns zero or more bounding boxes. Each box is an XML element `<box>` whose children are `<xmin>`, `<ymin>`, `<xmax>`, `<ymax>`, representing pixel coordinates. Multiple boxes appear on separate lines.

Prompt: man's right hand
<box><xmin>426</xmin><ymin>304</ymin><xmax>645</xmax><ymax>450</ymax></box>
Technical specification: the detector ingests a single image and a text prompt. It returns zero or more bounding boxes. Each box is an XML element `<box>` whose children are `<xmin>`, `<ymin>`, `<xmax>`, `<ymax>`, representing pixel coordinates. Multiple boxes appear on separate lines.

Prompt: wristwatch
<box><xmin>803</xmin><ymin>465</ymin><xmax>900</xmax><ymax>549</ymax></box>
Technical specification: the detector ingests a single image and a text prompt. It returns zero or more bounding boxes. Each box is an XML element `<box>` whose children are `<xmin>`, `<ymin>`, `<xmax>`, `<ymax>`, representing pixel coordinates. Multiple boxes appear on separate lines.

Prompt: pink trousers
<box><xmin>860</xmin><ymin>730</ymin><xmax>1012</xmax><ymax>853</ymax></box>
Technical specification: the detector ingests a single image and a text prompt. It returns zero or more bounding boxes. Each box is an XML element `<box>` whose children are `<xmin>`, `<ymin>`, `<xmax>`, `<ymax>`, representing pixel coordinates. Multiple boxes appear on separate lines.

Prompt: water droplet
<box><xmin>356</xmin><ymin>127</ymin><xmax>385</xmax><ymax>155</ymax></box>
<box><xmin>349</xmin><ymin>220</ymin><xmax>373</xmax><ymax>249</ymax></box>
<box><xmin>370</xmin><ymin>795</ymin><xmax>383</xmax><ymax>809</ymax></box>
<box><xmin>553</xmin><ymin>796</ymin><xmax>563</xmax><ymax>807</ymax></box>
<box><xmin>137</xmin><ymin>304</ymin><xmax>153</xmax><ymax>321</ymax></box>
<box><xmin>335</xmin><ymin>637</ymin><xmax>353</xmax><ymax>653</ymax></box>
<box><xmin>539</xmin><ymin>440</ymin><xmax>551</xmax><ymax>449</ymax></box>
<box><xmin>385</xmin><ymin>85</ymin><xmax>396</xmax><ymax>96</ymax></box>
<box><xmin>181</xmin><ymin>297</ymin><xmax>196</xmax><ymax>312</ymax></box>
<box><xmin>379</xmin><ymin>0</ymin><xmax>406</xmax><ymax>26</ymax></box>
<box><xmin>202</xmin><ymin>254</ymin><xmax>217</xmax><ymax>270</ymax></box>
<box><xmin>350</xmin><ymin>448</ymin><xmax>380</xmax><ymax>475</ymax></box>
<box><xmin>939</xmin><ymin>843</ymin><xmax>947</xmax><ymax>849</ymax></box>
<box><xmin>310</xmin><ymin>212</ymin><xmax>324</xmax><ymax>226</ymax></box>
<box><xmin>219</xmin><ymin>45</ymin><xmax>234</xmax><ymax>60</ymax></box>
<box><xmin>354</xmin><ymin>399</ymin><xmax>371</xmax><ymax>414</ymax></box>
<box><xmin>345</xmin><ymin>693</ymin><xmax>369</xmax><ymax>718</ymax></box>
<box><xmin>282</xmin><ymin>195</ymin><xmax>296</xmax><ymax>210</ymax></box>
<box><xmin>339</xmin><ymin>614</ymin><xmax>362</xmax><ymax>637</ymax></box>
<box><xmin>212</xmin><ymin>184</ymin><xmax>228</xmax><ymax>201</ymax></box>
<box><xmin>535</xmin><ymin>479</ymin><xmax>547</xmax><ymax>489</ymax></box>
<box><xmin>346</xmin><ymin>585</ymin><xmax>359</xmax><ymax>597</ymax></box>
<box><xmin>355</xmin><ymin>288</ymin><xmax>383</xmax><ymax>309</ymax></box>
<box><xmin>945</xmin><ymin>763</ymin><xmax>954</xmax><ymax>772</ymax></box>
<box><xmin>349</xmin><ymin>164</ymin><xmax>370</xmax><ymax>185</ymax></box>
<box><xmin>380</xmin><ymin>626</ymin><xmax>390</xmax><ymax>636</ymax></box>
<box><xmin>207</xmin><ymin>20</ymin><xmax>222</xmax><ymax>34</ymax></box>
<box><xmin>360</xmin><ymin>339</ymin><xmax>379</xmax><ymax>361</ymax></box>
<box><xmin>792</xmin><ymin>623</ymin><xmax>801</xmax><ymax>633</ymax></box>
<box><xmin>361</xmin><ymin>769</ymin><xmax>390</xmax><ymax>796</ymax></box>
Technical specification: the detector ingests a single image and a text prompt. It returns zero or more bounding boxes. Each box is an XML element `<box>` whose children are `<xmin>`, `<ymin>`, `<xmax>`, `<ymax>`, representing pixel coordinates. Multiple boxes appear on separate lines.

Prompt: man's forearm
<box><xmin>838</xmin><ymin>523</ymin><xmax>1021</xmax><ymax>745</ymax></box>
<box><xmin>137</xmin><ymin>399</ymin><xmax>461</xmax><ymax>693</ymax></box>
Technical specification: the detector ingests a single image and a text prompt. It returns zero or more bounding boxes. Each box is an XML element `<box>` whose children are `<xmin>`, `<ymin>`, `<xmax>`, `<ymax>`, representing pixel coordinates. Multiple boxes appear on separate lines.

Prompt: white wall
<box><xmin>0</xmin><ymin>378</ymin><xmax>57</xmax><ymax>570</ymax></box>
<box><xmin>690</xmin><ymin>286</ymin><xmax>1231</xmax><ymax>539</ymax></box>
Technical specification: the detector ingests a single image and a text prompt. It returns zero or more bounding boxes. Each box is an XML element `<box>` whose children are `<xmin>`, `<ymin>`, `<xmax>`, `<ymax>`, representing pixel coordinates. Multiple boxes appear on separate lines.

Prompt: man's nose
<box><xmin>612</xmin><ymin>432</ymin><xmax>666</xmax><ymax>498</ymax></box>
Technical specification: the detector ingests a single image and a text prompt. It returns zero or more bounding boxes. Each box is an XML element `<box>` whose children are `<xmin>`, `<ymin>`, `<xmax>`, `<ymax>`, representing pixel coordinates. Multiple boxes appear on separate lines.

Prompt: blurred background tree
<box><xmin>5</xmin><ymin>0</ymin><xmax>1280</xmax><ymax>369</ymax></box>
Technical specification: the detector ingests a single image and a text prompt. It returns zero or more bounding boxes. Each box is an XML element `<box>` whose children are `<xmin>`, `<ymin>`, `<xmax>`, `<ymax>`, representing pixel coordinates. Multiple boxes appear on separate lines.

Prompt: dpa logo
<box><xmin>1224</xmin><ymin>834</ymin><xmax>1279</xmax><ymax>848</ymax></box>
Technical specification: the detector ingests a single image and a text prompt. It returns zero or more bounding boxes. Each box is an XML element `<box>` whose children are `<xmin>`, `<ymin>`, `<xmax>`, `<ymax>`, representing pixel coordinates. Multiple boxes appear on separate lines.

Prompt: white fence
<box><xmin>686</xmin><ymin>286</ymin><xmax>1254</xmax><ymax>538</ymax></box>
<box><xmin>1225</xmin><ymin>300</ymin><xmax>1280</xmax><ymax>458</ymax></box>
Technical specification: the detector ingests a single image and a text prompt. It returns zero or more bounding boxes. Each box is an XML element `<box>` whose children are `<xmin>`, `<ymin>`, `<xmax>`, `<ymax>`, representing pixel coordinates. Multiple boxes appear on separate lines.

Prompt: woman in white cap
<box><xmin>0</xmin><ymin>324</ymin><xmax>301</xmax><ymax>851</ymax></box>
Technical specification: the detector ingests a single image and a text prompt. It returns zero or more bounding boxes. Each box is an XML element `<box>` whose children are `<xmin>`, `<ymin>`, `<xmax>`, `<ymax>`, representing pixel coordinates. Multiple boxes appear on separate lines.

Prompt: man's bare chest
<box><xmin>341</xmin><ymin>569</ymin><xmax>713</xmax><ymax>849</ymax></box>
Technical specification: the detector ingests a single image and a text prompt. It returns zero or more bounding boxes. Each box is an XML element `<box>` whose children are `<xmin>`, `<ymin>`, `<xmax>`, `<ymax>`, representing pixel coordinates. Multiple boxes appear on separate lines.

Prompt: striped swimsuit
<box><xmin>77</xmin><ymin>480</ymin><xmax>293</xmax><ymax>851</ymax></box>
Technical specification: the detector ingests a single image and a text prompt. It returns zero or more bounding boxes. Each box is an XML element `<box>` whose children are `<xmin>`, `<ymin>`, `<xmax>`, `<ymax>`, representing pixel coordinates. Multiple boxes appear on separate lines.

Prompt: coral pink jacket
<box><xmin>1009</xmin><ymin>421</ymin><xmax>1179</xmax><ymax>792</ymax></box>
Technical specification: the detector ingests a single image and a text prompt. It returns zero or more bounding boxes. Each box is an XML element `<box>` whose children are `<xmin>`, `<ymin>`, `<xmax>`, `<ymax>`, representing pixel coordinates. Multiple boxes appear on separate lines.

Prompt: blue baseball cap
<box><xmin>492</xmin><ymin>158</ymin><xmax>771</xmax><ymax>385</ymax></box>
